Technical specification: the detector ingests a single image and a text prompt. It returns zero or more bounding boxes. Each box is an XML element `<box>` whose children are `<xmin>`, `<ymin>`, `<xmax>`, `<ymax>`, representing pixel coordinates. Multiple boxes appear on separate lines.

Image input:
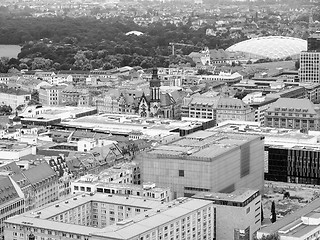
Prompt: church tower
<box><xmin>150</xmin><ymin>68</ymin><xmax>160</xmax><ymax>102</ymax></box>
<box><xmin>149</xmin><ymin>68</ymin><xmax>161</xmax><ymax>117</ymax></box>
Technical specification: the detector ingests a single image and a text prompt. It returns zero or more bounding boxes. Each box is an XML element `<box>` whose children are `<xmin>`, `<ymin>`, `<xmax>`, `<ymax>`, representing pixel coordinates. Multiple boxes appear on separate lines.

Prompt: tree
<box><xmin>271</xmin><ymin>201</ymin><xmax>276</xmax><ymax>223</ymax></box>
<box><xmin>295</xmin><ymin>59</ymin><xmax>300</xmax><ymax>70</ymax></box>
<box><xmin>261</xmin><ymin>203</ymin><xmax>264</xmax><ymax>223</ymax></box>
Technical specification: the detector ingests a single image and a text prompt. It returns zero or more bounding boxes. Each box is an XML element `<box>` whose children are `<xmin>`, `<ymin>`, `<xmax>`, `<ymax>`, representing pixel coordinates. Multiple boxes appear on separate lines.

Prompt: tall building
<box><xmin>299</xmin><ymin>32</ymin><xmax>320</xmax><ymax>83</ymax></box>
<box><xmin>307</xmin><ymin>31</ymin><xmax>320</xmax><ymax>52</ymax></box>
<box><xmin>39</xmin><ymin>85</ymin><xmax>66</xmax><ymax>106</ymax></box>
<box><xmin>193</xmin><ymin>188</ymin><xmax>261</xmax><ymax>240</ymax></box>
<box><xmin>135</xmin><ymin>130</ymin><xmax>265</xmax><ymax>198</ymax></box>
<box><xmin>299</xmin><ymin>51</ymin><xmax>320</xmax><ymax>83</ymax></box>
<box><xmin>265</xmin><ymin>98</ymin><xmax>320</xmax><ymax>130</ymax></box>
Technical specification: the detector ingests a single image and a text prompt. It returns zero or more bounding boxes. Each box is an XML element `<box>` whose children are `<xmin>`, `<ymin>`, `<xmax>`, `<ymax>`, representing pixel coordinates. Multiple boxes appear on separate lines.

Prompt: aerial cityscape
<box><xmin>1</xmin><ymin>0</ymin><xmax>320</xmax><ymax>239</ymax></box>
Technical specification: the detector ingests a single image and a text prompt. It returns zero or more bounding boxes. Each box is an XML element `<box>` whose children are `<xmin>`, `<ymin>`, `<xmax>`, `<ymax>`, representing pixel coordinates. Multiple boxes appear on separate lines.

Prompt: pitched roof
<box><xmin>268</xmin><ymin>98</ymin><xmax>318</xmax><ymax>114</ymax></box>
<box><xmin>23</xmin><ymin>162</ymin><xmax>57</xmax><ymax>185</ymax></box>
<box><xmin>0</xmin><ymin>175</ymin><xmax>20</xmax><ymax>206</ymax></box>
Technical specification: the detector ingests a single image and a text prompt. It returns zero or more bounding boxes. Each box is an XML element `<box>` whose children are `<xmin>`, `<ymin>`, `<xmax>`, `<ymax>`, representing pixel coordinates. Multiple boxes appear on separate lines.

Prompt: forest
<box><xmin>0</xmin><ymin>15</ymin><xmax>246</xmax><ymax>71</ymax></box>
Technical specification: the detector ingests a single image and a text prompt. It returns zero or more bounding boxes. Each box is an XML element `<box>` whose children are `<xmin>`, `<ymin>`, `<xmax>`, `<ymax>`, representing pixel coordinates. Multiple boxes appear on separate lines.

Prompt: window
<box><xmin>246</xmin><ymin>207</ymin><xmax>250</xmax><ymax>214</ymax></box>
<box><xmin>179</xmin><ymin>170</ymin><xmax>184</xmax><ymax>177</ymax></box>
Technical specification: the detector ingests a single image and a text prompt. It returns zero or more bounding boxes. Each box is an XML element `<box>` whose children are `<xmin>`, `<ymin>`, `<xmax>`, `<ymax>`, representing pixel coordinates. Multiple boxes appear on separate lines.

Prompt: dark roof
<box><xmin>0</xmin><ymin>175</ymin><xmax>20</xmax><ymax>205</ymax></box>
<box><xmin>0</xmin><ymin>161</ymin><xmax>21</xmax><ymax>174</ymax></box>
<box><xmin>23</xmin><ymin>162</ymin><xmax>57</xmax><ymax>185</ymax></box>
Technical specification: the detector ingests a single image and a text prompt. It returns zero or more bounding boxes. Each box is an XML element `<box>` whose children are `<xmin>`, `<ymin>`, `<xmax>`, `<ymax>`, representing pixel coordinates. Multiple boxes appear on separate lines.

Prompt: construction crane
<box><xmin>169</xmin><ymin>42</ymin><xmax>203</xmax><ymax>56</ymax></box>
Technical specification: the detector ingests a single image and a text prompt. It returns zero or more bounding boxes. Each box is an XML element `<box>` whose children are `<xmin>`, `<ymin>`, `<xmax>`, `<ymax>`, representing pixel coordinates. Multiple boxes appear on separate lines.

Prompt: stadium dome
<box><xmin>226</xmin><ymin>36</ymin><xmax>307</xmax><ymax>60</ymax></box>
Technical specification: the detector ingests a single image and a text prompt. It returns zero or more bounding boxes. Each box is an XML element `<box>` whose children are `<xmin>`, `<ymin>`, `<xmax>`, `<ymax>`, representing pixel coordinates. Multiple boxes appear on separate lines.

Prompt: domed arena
<box><xmin>226</xmin><ymin>36</ymin><xmax>307</xmax><ymax>60</ymax></box>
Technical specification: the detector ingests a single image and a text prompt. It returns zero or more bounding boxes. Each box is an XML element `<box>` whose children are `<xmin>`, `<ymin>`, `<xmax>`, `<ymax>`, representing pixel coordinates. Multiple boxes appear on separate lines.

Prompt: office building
<box><xmin>136</xmin><ymin>130</ymin><xmax>264</xmax><ymax>198</ymax></box>
<box><xmin>299</xmin><ymin>51</ymin><xmax>320</xmax><ymax>83</ymax></box>
<box><xmin>181</xmin><ymin>95</ymin><xmax>254</xmax><ymax>124</ymax></box>
<box><xmin>212</xmin><ymin>120</ymin><xmax>320</xmax><ymax>185</ymax></box>
<box><xmin>265</xmin><ymin>98</ymin><xmax>320</xmax><ymax>130</ymax></box>
<box><xmin>193</xmin><ymin>188</ymin><xmax>261</xmax><ymax>240</ymax></box>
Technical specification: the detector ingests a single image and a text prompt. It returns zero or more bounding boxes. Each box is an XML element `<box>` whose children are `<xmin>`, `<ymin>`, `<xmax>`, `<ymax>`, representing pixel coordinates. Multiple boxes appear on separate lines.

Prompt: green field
<box><xmin>0</xmin><ymin>45</ymin><xmax>21</xmax><ymax>58</ymax></box>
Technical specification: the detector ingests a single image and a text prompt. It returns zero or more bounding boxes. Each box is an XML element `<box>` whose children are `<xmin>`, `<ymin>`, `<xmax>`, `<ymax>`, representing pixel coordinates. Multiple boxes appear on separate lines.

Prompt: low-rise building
<box><xmin>257</xmin><ymin>197</ymin><xmax>320</xmax><ymax>240</ymax></box>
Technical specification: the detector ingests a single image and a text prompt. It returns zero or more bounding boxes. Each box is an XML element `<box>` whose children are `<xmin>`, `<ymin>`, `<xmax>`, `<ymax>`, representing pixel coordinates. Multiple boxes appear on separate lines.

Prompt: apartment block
<box><xmin>4</xmin><ymin>194</ymin><xmax>215</xmax><ymax>240</ymax></box>
<box><xmin>136</xmin><ymin>130</ymin><xmax>264</xmax><ymax>198</ymax></box>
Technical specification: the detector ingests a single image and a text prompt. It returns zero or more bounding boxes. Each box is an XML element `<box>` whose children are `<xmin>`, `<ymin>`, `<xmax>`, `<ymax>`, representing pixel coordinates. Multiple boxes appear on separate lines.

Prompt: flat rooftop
<box><xmin>23</xmin><ymin>193</ymin><xmax>163</xmax><ymax>220</ymax></box>
<box><xmin>21</xmin><ymin>106</ymin><xmax>96</xmax><ymax>120</ymax></box>
<box><xmin>146</xmin><ymin>131</ymin><xmax>259</xmax><ymax>161</ymax></box>
<box><xmin>6</xmin><ymin>196</ymin><xmax>212</xmax><ymax>239</ymax></box>
<box><xmin>211</xmin><ymin>121</ymin><xmax>320</xmax><ymax>150</ymax></box>
<box><xmin>63</xmin><ymin>114</ymin><xmax>211</xmax><ymax>137</ymax></box>
<box><xmin>92</xmin><ymin>198</ymin><xmax>211</xmax><ymax>239</ymax></box>
<box><xmin>192</xmin><ymin>188</ymin><xmax>259</xmax><ymax>203</ymax></box>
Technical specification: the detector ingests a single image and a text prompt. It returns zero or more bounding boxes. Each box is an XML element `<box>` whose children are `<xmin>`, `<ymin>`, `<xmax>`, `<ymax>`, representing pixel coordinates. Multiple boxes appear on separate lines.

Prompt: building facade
<box><xmin>265</xmin><ymin>98</ymin><xmax>320</xmax><ymax>130</ymax></box>
<box><xmin>0</xmin><ymin>174</ymin><xmax>25</xmax><ymax>237</ymax></box>
<box><xmin>299</xmin><ymin>51</ymin><xmax>320</xmax><ymax>83</ymax></box>
<box><xmin>136</xmin><ymin>130</ymin><xmax>265</xmax><ymax>198</ymax></box>
<box><xmin>193</xmin><ymin>189</ymin><xmax>261</xmax><ymax>240</ymax></box>
<box><xmin>4</xmin><ymin>195</ymin><xmax>215</xmax><ymax>240</ymax></box>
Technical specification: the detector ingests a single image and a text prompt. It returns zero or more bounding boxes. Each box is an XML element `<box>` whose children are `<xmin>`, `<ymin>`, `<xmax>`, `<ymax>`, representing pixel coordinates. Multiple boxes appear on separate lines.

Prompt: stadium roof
<box><xmin>226</xmin><ymin>36</ymin><xmax>307</xmax><ymax>60</ymax></box>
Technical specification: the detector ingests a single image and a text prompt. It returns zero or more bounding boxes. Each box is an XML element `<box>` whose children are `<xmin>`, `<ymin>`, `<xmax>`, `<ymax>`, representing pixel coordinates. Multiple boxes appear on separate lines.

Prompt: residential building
<box><xmin>135</xmin><ymin>130</ymin><xmax>264</xmax><ymax>198</ymax></box>
<box><xmin>4</xmin><ymin>195</ymin><xmax>215</xmax><ymax>240</ymax></box>
<box><xmin>38</xmin><ymin>85</ymin><xmax>66</xmax><ymax>106</ymax></box>
<box><xmin>22</xmin><ymin>162</ymin><xmax>59</xmax><ymax>208</ymax></box>
<box><xmin>265</xmin><ymin>98</ymin><xmax>320</xmax><ymax>130</ymax></box>
<box><xmin>193</xmin><ymin>188</ymin><xmax>261</xmax><ymax>240</ymax></box>
<box><xmin>0</xmin><ymin>87</ymin><xmax>31</xmax><ymax>110</ymax></box>
<box><xmin>0</xmin><ymin>174</ymin><xmax>25</xmax><ymax>237</ymax></box>
<box><xmin>257</xmin><ymin>197</ymin><xmax>320</xmax><ymax>240</ymax></box>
